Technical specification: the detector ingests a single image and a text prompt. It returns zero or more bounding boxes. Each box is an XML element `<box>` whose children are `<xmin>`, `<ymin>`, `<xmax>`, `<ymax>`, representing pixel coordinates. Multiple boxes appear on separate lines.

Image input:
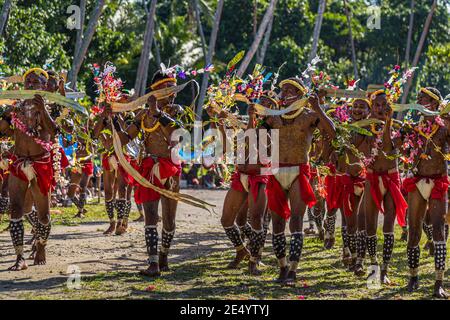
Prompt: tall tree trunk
<box><xmin>0</xmin><ymin>0</ymin><xmax>12</xmax><ymax>38</ymax></box>
<box><xmin>236</xmin><ymin>0</ymin><xmax>278</xmax><ymax>77</ymax></box>
<box><xmin>401</xmin><ymin>0</ymin><xmax>437</xmax><ymax>104</ymax></box>
<box><xmin>74</xmin><ymin>0</ymin><xmax>86</xmax><ymax>59</ymax></box>
<box><xmin>404</xmin><ymin>0</ymin><xmax>415</xmax><ymax>68</ymax></box>
<box><xmin>344</xmin><ymin>0</ymin><xmax>358</xmax><ymax>79</ymax></box>
<box><xmin>256</xmin><ymin>12</ymin><xmax>274</xmax><ymax>65</ymax></box>
<box><xmin>196</xmin><ymin>0</ymin><xmax>225</xmax><ymax>118</ymax></box>
<box><xmin>68</xmin><ymin>0</ymin><xmax>106</xmax><ymax>90</ymax></box>
<box><xmin>153</xmin><ymin>35</ymin><xmax>161</xmax><ymax>67</ymax></box>
<box><xmin>253</xmin><ymin>0</ymin><xmax>260</xmax><ymax>62</ymax></box>
<box><xmin>308</xmin><ymin>0</ymin><xmax>327</xmax><ymax>63</ymax></box>
<box><xmin>71</xmin><ymin>0</ymin><xmax>86</xmax><ymax>88</ymax></box>
<box><xmin>193</xmin><ymin>0</ymin><xmax>207</xmax><ymax>60</ymax></box>
<box><xmin>134</xmin><ymin>0</ymin><xmax>158</xmax><ymax>97</ymax></box>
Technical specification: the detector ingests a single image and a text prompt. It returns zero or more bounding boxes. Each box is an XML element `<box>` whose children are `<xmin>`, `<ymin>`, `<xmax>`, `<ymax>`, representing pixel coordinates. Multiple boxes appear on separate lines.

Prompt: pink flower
<box><xmin>297</xmin><ymin>295</ymin><xmax>305</xmax><ymax>300</ymax></box>
<box><xmin>145</xmin><ymin>285</ymin><xmax>156</xmax><ymax>292</ymax></box>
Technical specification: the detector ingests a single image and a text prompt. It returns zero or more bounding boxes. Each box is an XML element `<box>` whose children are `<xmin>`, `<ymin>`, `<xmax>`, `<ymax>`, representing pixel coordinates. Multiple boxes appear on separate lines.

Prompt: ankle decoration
<box><xmin>356</xmin><ymin>230</ymin><xmax>367</xmax><ymax>259</ymax></box>
<box><xmin>36</xmin><ymin>220</ymin><xmax>51</xmax><ymax>246</ymax></box>
<box><xmin>24</xmin><ymin>209</ymin><xmax>38</xmax><ymax>228</ymax></box>
<box><xmin>382</xmin><ymin>232</ymin><xmax>394</xmax><ymax>265</ymax></box>
<box><xmin>272</xmin><ymin>232</ymin><xmax>286</xmax><ymax>260</ymax></box>
<box><xmin>238</xmin><ymin>222</ymin><xmax>252</xmax><ymax>241</ymax></box>
<box><xmin>224</xmin><ymin>225</ymin><xmax>244</xmax><ymax>249</ymax></box>
<box><xmin>407</xmin><ymin>246</ymin><xmax>420</xmax><ymax>272</ymax></box>
<box><xmin>367</xmin><ymin>235</ymin><xmax>377</xmax><ymax>264</ymax></box>
<box><xmin>145</xmin><ymin>225</ymin><xmax>158</xmax><ymax>257</ymax></box>
<box><xmin>422</xmin><ymin>223</ymin><xmax>433</xmax><ymax>241</ymax></box>
<box><xmin>161</xmin><ymin>228</ymin><xmax>175</xmax><ymax>253</ymax></box>
<box><xmin>434</xmin><ymin>241</ymin><xmax>446</xmax><ymax>272</ymax></box>
<box><xmin>10</xmin><ymin>218</ymin><xmax>24</xmax><ymax>256</ymax></box>
<box><xmin>289</xmin><ymin>232</ymin><xmax>304</xmax><ymax>263</ymax></box>
<box><xmin>348</xmin><ymin>233</ymin><xmax>357</xmax><ymax>255</ymax></box>
<box><xmin>124</xmin><ymin>200</ymin><xmax>132</xmax><ymax>220</ymax></box>
<box><xmin>105</xmin><ymin>200</ymin><xmax>115</xmax><ymax>220</ymax></box>
<box><xmin>116</xmin><ymin>199</ymin><xmax>127</xmax><ymax>220</ymax></box>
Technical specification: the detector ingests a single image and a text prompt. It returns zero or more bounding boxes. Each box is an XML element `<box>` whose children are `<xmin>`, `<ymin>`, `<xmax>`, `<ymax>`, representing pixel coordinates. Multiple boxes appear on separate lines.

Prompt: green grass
<box><xmin>10</xmin><ymin>218</ymin><xmax>447</xmax><ymax>300</ymax></box>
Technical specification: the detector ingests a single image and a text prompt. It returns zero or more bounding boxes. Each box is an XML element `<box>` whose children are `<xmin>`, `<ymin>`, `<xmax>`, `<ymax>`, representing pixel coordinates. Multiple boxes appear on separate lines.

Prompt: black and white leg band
<box><xmin>10</xmin><ymin>218</ymin><xmax>24</xmax><ymax>256</ymax></box>
<box><xmin>145</xmin><ymin>225</ymin><xmax>158</xmax><ymax>263</ymax></box>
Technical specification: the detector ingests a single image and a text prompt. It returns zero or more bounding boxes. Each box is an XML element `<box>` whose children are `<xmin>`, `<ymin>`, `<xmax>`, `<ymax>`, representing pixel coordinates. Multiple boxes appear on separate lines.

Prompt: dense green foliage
<box><xmin>0</xmin><ymin>0</ymin><xmax>449</xmax><ymax>102</ymax></box>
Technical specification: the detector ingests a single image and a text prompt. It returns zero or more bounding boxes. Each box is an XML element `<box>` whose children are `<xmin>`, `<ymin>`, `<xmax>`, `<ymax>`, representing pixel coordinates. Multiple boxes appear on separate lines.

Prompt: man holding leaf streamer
<box><xmin>401</xmin><ymin>87</ymin><xmax>449</xmax><ymax>298</ymax></box>
<box><xmin>0</xmin><ymin>68</ymin><xmax>58</xmax><ymax>270</ymax></box>
<box><xmin>265</xmin><ymin>78</ymin><xmax>336</xmax><ymax>285</ymax></box>
<box><xmin>102</xmin><ymin>70</ymin><xmax>184</xmax><ymax>277</ymax></box>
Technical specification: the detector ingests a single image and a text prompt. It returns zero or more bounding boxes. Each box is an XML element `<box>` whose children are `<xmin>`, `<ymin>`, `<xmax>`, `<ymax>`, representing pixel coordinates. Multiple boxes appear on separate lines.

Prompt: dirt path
<box><xmin>0</xmin><ymin>190</ymin><xmax>231</xmax><ymax>299</ymax></box>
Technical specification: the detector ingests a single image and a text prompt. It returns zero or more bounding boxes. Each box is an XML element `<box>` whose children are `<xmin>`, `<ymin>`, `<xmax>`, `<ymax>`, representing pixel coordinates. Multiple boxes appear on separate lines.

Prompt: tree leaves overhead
<box><xmin>0</xmin><ymin>0</ymin><xmax>448</xmax><ymax>101</ymax></box>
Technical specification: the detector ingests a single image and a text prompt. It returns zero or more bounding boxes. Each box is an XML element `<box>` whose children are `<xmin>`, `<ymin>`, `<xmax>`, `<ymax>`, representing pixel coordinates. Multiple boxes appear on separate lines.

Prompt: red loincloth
<box><xmin>366</xmin><ymin>170</ymin><xmax>408</xmax><ymax>227</ymax></box>
<box><xmin>59</xmin><ymin>147</ymin><xmax>70</xmax><ymax>169</ymax></box>
<box><xmin>134</xmin><ymin>157</ymin><xmax>181</xmax><ymax>204</ymax></box>
<box><xmin>230</xmin><ymin>171</ymin><xmax>269</xmax><ymax>203</ymax></box>
<box><xmin>102</xmin><ymin>153</ymin><xmax>133</xmax><ymax>185</ymax></box>
<box><xmin>403</xmin><ymin>175</ymin><xmax>449</xmax><ymax>201</ymax></box>
<box><xmin>324</xmin><ymin>164</ymin><xmax>343</xmax><ymax>211</ymax></box>
<box><xmin>81</xmin><ymin>160</ymin><xmax>94</xmax><ymax>176</ymax></box>
<box><xmin>267</xmin><ymin>163</ymin><xmax>316</xmax><ymax>220</ymax></box>
<box><xmin>341</xmin><ymin>174</ymin><xmax>365</xmax><ymax>217</ymax></box>
<box><xmin>9</xmin><ymin>154</ymin><xmax>55</xmax><ymax>196</ymax></box>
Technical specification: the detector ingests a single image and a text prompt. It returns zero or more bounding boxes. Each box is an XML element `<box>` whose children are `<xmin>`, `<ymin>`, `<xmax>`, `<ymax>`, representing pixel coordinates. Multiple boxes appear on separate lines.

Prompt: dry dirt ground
<box><xmin>0</xmin><ymin>189</ymin><xmax>448</xmax><ymax>300</ymax></box>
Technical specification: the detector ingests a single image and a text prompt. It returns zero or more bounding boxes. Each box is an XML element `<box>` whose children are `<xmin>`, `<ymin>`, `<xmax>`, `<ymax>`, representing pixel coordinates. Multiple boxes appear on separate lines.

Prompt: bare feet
<box><xmin>274</xmin><ymin>266</ymin><xmax>289</xmax><ymax>283</ymax></box>
<box><xmin>226</xmin><ymin>247</ymin><xmax>250</xmax><ymax>269</ymax></box>
<box><xmin>380</xmin><ymin>270</ymin><xmax>393</xmax><ymax>285</ymax></box>
<box><xmin>248</xmin><ymin>261</ymin><xmax>262</xmax><ymax>276</ymax></box>
<box><xmin>8</xmin><ymin>255</ymin><xmax>28</xmax><ymax>271</ymax></box>
<box><xmin>342</xmin><ymin>250</ymin><xmax>352</xmax><ymax>267</ymax></box>
<box><xmin>103</xmin><ymin>221</ymin><xmax>116</xmax><ymax>235</ymax></box>
<box><xmin>354</xmin><ymin>264</ymin><xmax>365</xmax><ymax>277</ymax></box>
<box><xmin>159</xmin><ymin>253</ymin><xmax>169</xmax><ymax>272</ymax></box>
<box><xmin>324</xmin><ymin>237</ymin><xmax>335</xmax><ymax>249</ymax></box>
<box><xmin>140</xmin><ymin>262</ymin><xmax>161</xmax><ymax>277</ymax></box>
<box><xmin>347</xmin><ymin>258</ymin><xmax>357</xmax><ymax>272</ymax></box>
<box><xmin>318</xmin><ymin>228</ymin><xmax>325</xmax><ymax>241</ymax></box>
<box><xmin>284</xmin><ymin>271</ymin><xmax>297</xmax><ymax>287</ymax></box>
<box><xmin>407</xmin><ymin>276</ymin><xmax>419</xmax><ymax>292</ymax></box>
<box><xmin>115</xmin><ymin>224</ymin><xmax>127</xmax><ymax>235</ymax></box>
<box><xmin>33</xmin><ymin>242</ymin><xmax>46</xmax><ymax>265</ymax></box>
<box><xmin>28</xmin><ymin>242</ymin><xmax>36</xmax><ymax>260</ymax></box>
<box><xmin>304</xmin><ymin>227</ymin><xmax>316</xmax><ymax>236</ymax></box>
<box><xmin>433</xmin><ymin>281</ymin><xmax>448</xmax><ymax>299</ymax></box>
<box><xmin>25</xmin><ymin>234</ymin><xmax>35</xmax><ymax>245</ymax></box>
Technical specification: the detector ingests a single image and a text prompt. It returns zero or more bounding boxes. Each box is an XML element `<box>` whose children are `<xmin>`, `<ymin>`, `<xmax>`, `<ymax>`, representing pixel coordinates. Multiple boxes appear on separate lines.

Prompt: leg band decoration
<box><xmin>249</xmin><ymin>228</ymin><xmax>265</xmax><ymax>260</ymax></box>
<box><xmin>145</xmin><ymin>225</ymin><xmax>158</xmax><ymax>262</ymax></box>
<box><xmin>307</xmin><ymin>207</ymin><xmax>314</xmax><ymax>228</ymax></box>
<box><xmin>434</xmin><ymin>241</ymin><xmax>446</xmax><ymax>280</ymax></box>
<box><xmin>0</xmin><ymin>196</ymin><xmax>9</xmax><ymax>215</ymax></box>
<box><xmin>238</xmin><ymin>222</ymin><xmax>252</xmax><ymax>241</ymax></box>
<box><xmin>324</xmin><ymin>212</ymin><xmax>336</xmax><ymax>238</ymax></box>
<box><xmin>78</xmin><ymin>193</ymin><xmax>87</xmax><ymax>210</ymax></box>
<box><xmin>124</xmin><ymin>200</ymin><xmax>132</xmax><ymax>220</ymax></box>
<box><xmin>161</xmin><ymin>228</ymin><xmax>175</xmax><ymax>254</ymax></box>
<box><xmin>10</xmin><ymin>218</ymin><xmax>24</xmax><ymax>256</ymax></box>
<box><xmin>367</xmin><ymin>235</ymin><xmax>378</xmax><ymax>265</ymax></box>
<box><xmin>382</xmin><ymin>233</ymin><xmax>394</xmax><ymax>270</ymax></box>
<box><xmin>289</xmin><ymin>232</ymin><xmax>304</xmax><ymax>263</ymax></box>
<box><xmin>423</xmin><ymin>223</ymin><xmax>433</xmax><ymax>241</ymax></box>
<box><xmin>272</xmin><ymin>232</ymin><xmax>286</xmax><ymax>260</ymax></box>
<box><xmin>116</xmin><ymin>199</ymin><xmax>127</xmax><ymax>221</ymax></box>
<box><xmin>445</xmin><ymin>224</ymin><xmax>449</xmax><ymax>242</ymax></box>
<box><xmin>348</xmin><ymin>232</ymin><xmax>357</xmax><ymax>256</ymax></box>
<box><xmin>407</xmin><ymin>245</ymin><xmax>420</xmax><ymax>276</ymax></box>
<box><xmin>36</xmin><ymin>220</ymin><xmax>51</xmax><ymax>246</ymax></box>
<box><xmin>342</xmin><ymin>226</ymin><xmax>349</xmax><ymax>249</ymax></box>
<box><xmin>224</xmin><ymin>225</ymin><xmax>244</xmax><ymax>249</ymax></box>
<box><xmin>24</xmin><ymin>209</ymin><xmax>38</xmax><ymax>229</ymax></box>
<box><xmin>356</xmin><ymin>230</ymin><xmax>367</xmax><ymax>261</ymax></box>
<box><xmin>105</xmin><ymin>200</ymin><xmax>115</xmax><ymax>221</ymax></box>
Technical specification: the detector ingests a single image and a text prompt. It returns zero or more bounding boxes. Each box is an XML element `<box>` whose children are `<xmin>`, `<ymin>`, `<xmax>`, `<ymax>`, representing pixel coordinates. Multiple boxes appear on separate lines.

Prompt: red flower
<box><xmin>145</xmin><ymin>285</ymin><xmax>156</xmax><ymax>292</ymax></box>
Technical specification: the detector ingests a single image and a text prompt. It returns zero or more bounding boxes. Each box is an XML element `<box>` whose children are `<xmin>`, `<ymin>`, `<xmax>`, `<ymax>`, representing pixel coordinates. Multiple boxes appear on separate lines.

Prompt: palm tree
<box><xmin>404</xmin><ymin>0</ymin><xmax>415</xmax><ymax>68</ymax></box>
<box><xmin>308</xmin><ymin>0</ymin><xmax>327</xmax><ymax>63</ymax></box>
<box><xmin>134</xmin><ymin>0</ymin><xmax>158</xmax><ymax>97</ymax></box>
<box><xmin>196</xmin><ymin>0</ymin><xmax>225</xmax><ymax>118</ymax></box>
<box><xmin>0</xmin><ymin>0</ymin><xmax>12</xmax><ymax>38</ymax></box>
<box><xmin>68</xmin><ymin>0</ymin><xmax>106</xmax><ymax>90</ymax></box>
<box><xmin>401</xmin><ymin>0</ymin><xmax>437</xmax><ymax>104</ymax></box>
<box><xmin>344</xmin><ymin>0</ymin><xmax>358</xmax><ymax>80</ymax></box>
<box><xmin>236</xmin><ymin>0</ymin><xmax>278</xmax><ymax>77</ymax></box>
